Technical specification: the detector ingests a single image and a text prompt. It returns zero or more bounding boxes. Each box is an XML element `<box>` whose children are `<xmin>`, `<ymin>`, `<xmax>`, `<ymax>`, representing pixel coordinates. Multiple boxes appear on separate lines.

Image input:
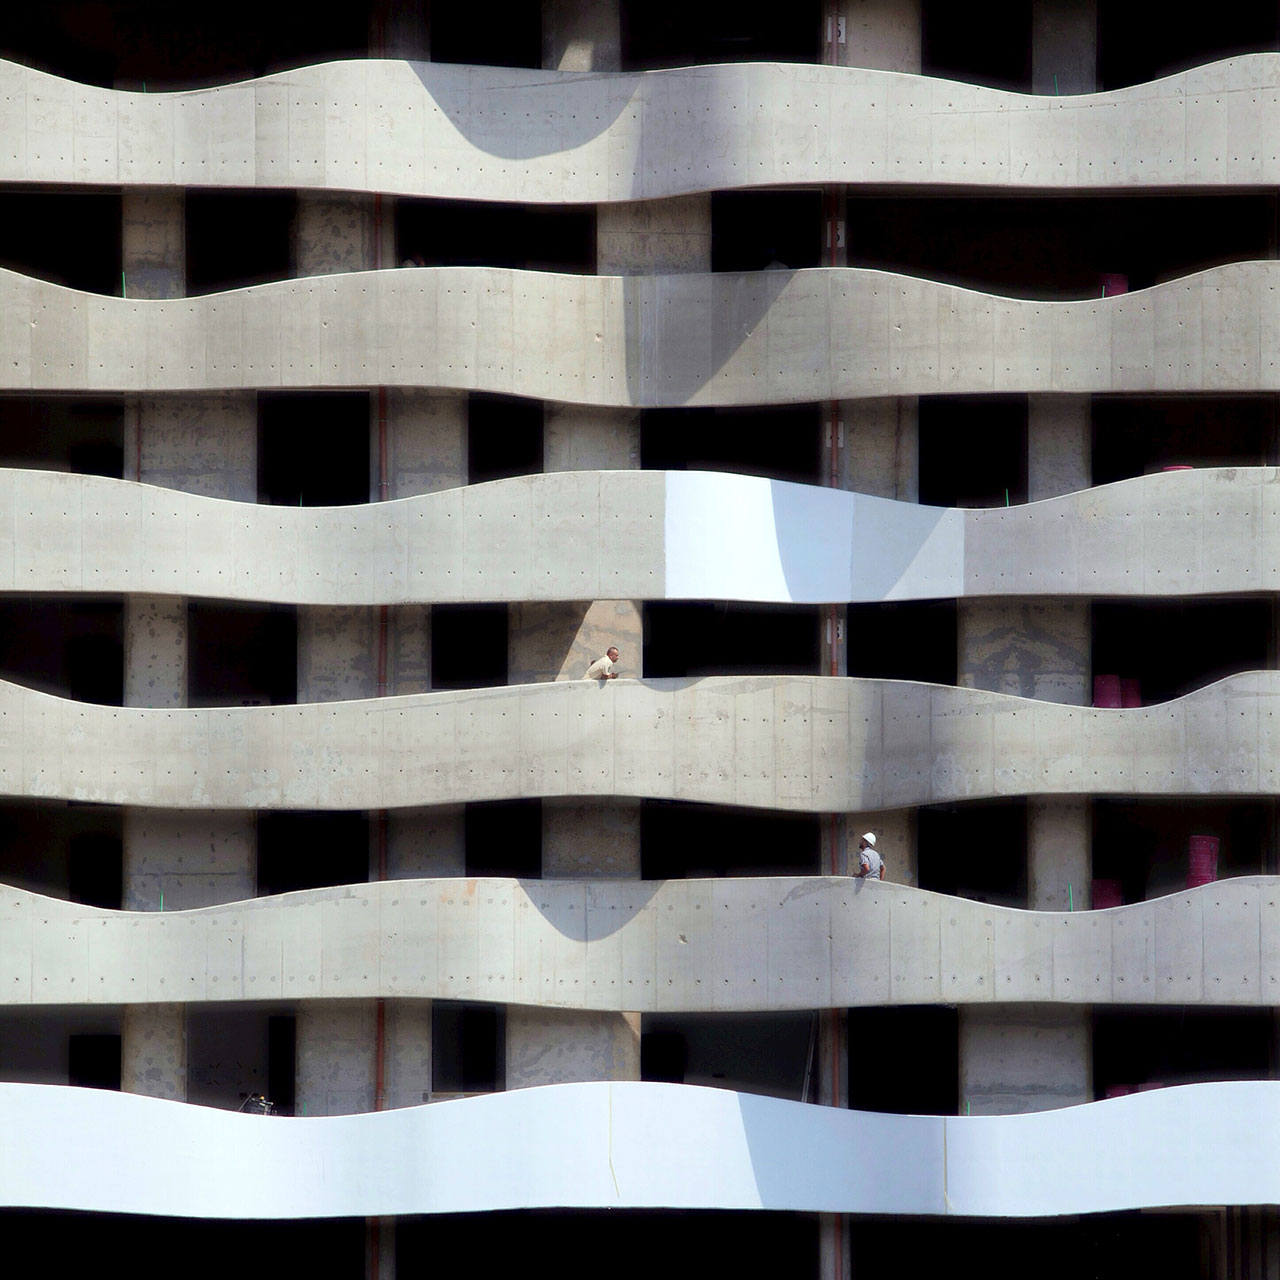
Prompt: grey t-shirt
<box><xmin>859</xmin><ymin>848</ymin><xmax>883</xmax><ymax>879</ymax></box>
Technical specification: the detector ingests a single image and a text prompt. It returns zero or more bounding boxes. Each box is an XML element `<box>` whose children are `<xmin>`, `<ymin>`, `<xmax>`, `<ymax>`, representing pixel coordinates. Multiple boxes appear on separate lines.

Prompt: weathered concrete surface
<box><xmin>834</xmin><ymin>0</ymin><xmax>922</xmax><ymax>72</ymax></box>
<box><xmin>543</xmin><ymin>799</ymin><xmax>641</xmax><ymax>879</ymax></box>
<box><xmin>1028</xmin><ymin>394</ymin><xmax>1090</xmax><ymax>501</ymax></box>
<box><xmin>385</xmin><ymin>998</ymin><xmax>432</xmax><ymax>1109</ymax></box>
<box><xmin>122</xmin><ymin>393</ymin><xmax>258</xmax><ymax>501</ymax></box>
<box><xmin>121</xmin><ymin>1003</ymin><xmax>186</xmax><ymax>1101</ymax></box>
<box><xmin>845</xmin><ymin>807</ymin><xmax>917</xmax><ymax>886</ymax></box>
<box><xmin>958</xmin><ymin>599</ymin><xmax>1090</xmax><ymax>705</ymax></box>
<box><xmin>293</xmin><ymin>192</ymin><xmax>377</xmax><ymax>277</ymax></box>
<box><xmin>960</xmin><ymin>1005</ymin><xmax>1092</xmax><ymax>1115</ymax></box>
<box><xmin>122</xmin><ymin>190</ymin><xmax>184</xmax><ymax>300</ymax></box>
<box><xmin>296</xmin><ymin>999</ymin><xmax>375</xmax><ymax>1116</ymax></box>
<box><xmin>508</xmin><ymin>601</ymin><xmax>642</xmax><ymax>683</ymax></box>
<box><xmin>597</xmin><ymin>197</ymin><xmax>711</xmax><ymax>275</ymax></box>
<box><xmin>1029</xmin><ymin>798</ymin><xmax>1090</xmax><ymax>912</ymax></box>
<box><xmin>842</xmin><ymin>398</ymin><xmax>918</xmax><ymax>502</ymax></box>
<box><xmin>124</xmin><ymin>596</ymin><xmax>187</xmax><ymax>709</ymax></box>
<box><xmin>382</xmin><ymin>390</ymin><xmax>467</xmax><ymax>498</ymax></box>
<box><xmin>506</xmin><ymin>1007</ymin><xmax>639</xmax><ymax>1087</ymax></box>
<box><xmin>1032</xmin><ymin>0</ymin><xmax>1097</xmax><ymax>96</ymax></box>
<box><xmin>297</xmin><ymin>605</ymin><xmax>378</xmax><ymax>703</ymax></box>
<box><xmin>544</xmin><ymin>405</ymin><xmax>639</xmax><ymax>472</ymax></box>
<box><xmin>386</xmin><ymin>806</ymin><xmax>465</xmax><ymax>879</ymax></box>
<box><xmin>122</xmin><ymin>808</ymin><xmax>255</xmax><ymax>911</ymax></box>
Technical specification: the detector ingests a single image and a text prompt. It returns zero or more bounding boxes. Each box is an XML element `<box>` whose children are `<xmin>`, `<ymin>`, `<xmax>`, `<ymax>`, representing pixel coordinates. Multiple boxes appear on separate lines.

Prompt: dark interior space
<box><xmin>0</xmin><ymin>191</ymin><xmax>121</xmax><ymax>295</ymax></box>
<box><xmin>620</xmin><ymin>0</ymin><xmax>820</xmax><ymax>69</ymax></box>
<box><xmin>1094</xmin><ymin>1008</ymin><xmax>1276</xmax><ymax>1095</ymax></box>
<box><xmin>268</xmin><ymin>1014</ymin><xmax>296</xmax><ymax>1116</ymax></box>
<box><xmin>0</xmin><ymin>1210</ymin><xmax>363</xmax><ymax>1280</ymax></box>
<box><xmin>922</xmin><ymin>0</ymin><xmax>1032</xmax><ymax>92</ymax></box>
<box><xmin>401</xmin><ymin>1210</ymin><xmax>817</xmax><ymax>1280</ymax></box>
<box><xmin>186</xmin><ymin>1006</ymin><xmax>293</xmax><ymax>1113</ymax></box>
<box><xmin>67</xmin><ymin>830</ymin><xmax>122</xmax><ymax>910</ymax></box>
<box><xmin>1091</xmin><ymin>395</ymin><xmax>1278</xmax><ymax>485</ymax></box>
<box><xmin>465</xmin><ymin>799</ymin><xmax>541</xmax><ymax>878</ymax></box>
<box><xmin>1093</xmin><ymin>799</ymin><xmax>1273</xmax><ymax>903</ymax></box>
<box><xmin>1098</xmin><ymin>2</ymin><xmax>1279</xmax><ymax>91</ymax></box>
<box><xmin>845</xmin><ymin>601</ymin><xmax>958</xmax><ymax>686</ymax></box>
<box><xmin>0</xmin><ymin>4</ymin><xmax>373</xmax><ymax>89</ymax></box>
<box><xmin>1092</xmin><ymin>598</ymin><xmax>1272</xmax><ymax>705</ymax></box>
<box><xmin>852</xmin><ymin>1212</ymin><xmax>1205</xmax><ymax>1280</ymax></box>
<box><xmin>430</xmin><ymin>604</ymin><xmax>508</xmax><ymax>689</ymax></box>
<box><xmin>641</xmin><ymin>405</ymin><xmax>821</xmax><ymax>485</ymax></box>
<box><xmin>0</xmin><ymin>800</ymin><xmax>123</xmax><ymax>903</ymax></box>
<box><xmin>258</xmin><ymin>391</ymin><xmax>370</xmax><ymax>506</ymax></box>
<box><xmin>711</xmin><ymin>190</ymin><xmax>823</xmax><ymax>273</ymax></box>
<box><xmin>188</xmin><ymin>601</ymin><xmax>296</xmax><ymax>707</ymax></box>
<box><xmin>640</xmin><ymin>1012</ymin><xmax>815</xmax><ymax>1099</ymax></box>
<box><xmin>0</xmin><ymin>1009</ymin><xmax>119</xmax><ymax>1086</ymax></box>
<box><xmin>67</xmin><ymin>1033</ymin><xmax>120</xmax><ymax>1091</ymax></box>
<box><xmin>846</xmin><ymin>1006</ymin><xmax>959</xmax><ymax>1116</ymax></box>
<box><xmin>918</xmin><ymin>800</ymin><xmax>1028</xmax><ymax>907</ymax></box>
<box><xmin>397</xmin><ymin>200</ymin><xmax>595</xmax><ymax>273</ymax></box>
<box><xmin>256</xmin><ymin>811</ymin><xmax>368</xmax><ymax>895</ymax></box>
<box><xmin>467</xmin><ymin>394</ymin><xmax>543</xmax><ymax>484</ymax></box>
<box><xmin>186</xmin><ymin>190</ymin><xmax>295</xmax><ymax>295</ymax></box>
<box><xmin>641</xmin><ymin>802</ymin><xmax>819</xmax><ymax>879</ymax></box>
<box><xmin>0</xmin><ymin>397</ymin><xmax>124</xmax><ymax>478</ymax></box>
<box><xmin>918</xmin><ymin>396</ymin><xmax>1027</xmax><ymax>507</ymax></box>
<box><xmin>432</xmin><ymin>1001</ymin><xmax>502</xmax><ymax>1093</ymax></box>
<box><xmin>845</xmin><ymin>193</ymin><xmax>1276</xmax><ymax>298</ymax></box>
<box><xmin>644</xmin><ymin>603</ymin><xmax>820</xmax><ymax>678</ymax></box>
<box><xmin>428</xmin><ymin>0</ymin><xmax>541</xmax><ymax>68</ymax></box>
<box><xmin>0</xmin><ymin>597</ymin><xmax>123</xmax><ymax>704</ymax></box>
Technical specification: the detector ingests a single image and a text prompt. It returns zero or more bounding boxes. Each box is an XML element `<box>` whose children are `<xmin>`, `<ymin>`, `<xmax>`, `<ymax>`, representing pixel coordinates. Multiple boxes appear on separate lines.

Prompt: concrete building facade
<box><xmin>1</xmin><ymin>2</ymin><xmax>1279</xmax><ymax>1276</ymax></box>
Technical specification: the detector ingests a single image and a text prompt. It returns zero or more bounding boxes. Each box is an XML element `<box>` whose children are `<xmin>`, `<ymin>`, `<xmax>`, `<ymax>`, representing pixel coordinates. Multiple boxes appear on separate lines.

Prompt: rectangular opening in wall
<box><xmin>918</xmin><ymin>799</ymin><xmax>1028</xmax><ymax>907</ymax></box>
<box><xmin>1092</xmin><ymin>598</ymin><xmax>1272</xmax><ymax>705</ymax></box>
<box><xmin>256</xmin><ymin>811</ymin><xmax>369</xmax><ymax>895</ymax></box>
<box><xmin>0</xmin><ymin>1010</ymin><xmax>118</xmax><ymax>1087</ymax></box>
<box><xmin>465</xmin><ymin>800</ymin><xmax>541</xmax><ymax>878</ymax></box>
<box><xmin>643</xmin><ymin>603</ymin><xmax>820</xmax><ymax>677</ymax></box>
<box><xmin>0</xmin><ymin>597</ymin><xmax>123</xmax><ymax>705</ymax></box>
<box><xmin>1091</xmin><ymin>395</ymin><xmax>1278</xmax><ymax>486</ymax></box>
<box><xmin>0</xmin><ymin>192</ymin><xmax>121</xmax><ymax>296</ymax></box>
<box><xmin>258</xmin><ymin>391</ymin><xmax>371</xmax><ymax>506</ymax></box>
<box><xmin>620</xmin><ymin>0</ymin><xmax>821</xmax><ymax>70</ymax></box>
<box><xmin>846</xmin><ymin>1006</ymin><xmax>959</xmax><ymax>1115</ymax></box>
<box><xmin>711</xmin><ymin>190</ymin><xmax>823</xmax><ymax>273</ymax></box>
<box><xmin>467</xmin><ymin>394</ymin><xmax>543</xmax><ymax>484</ymax></box>
<box><xmin>430</xmin><ymin>604</ymin><xmax>509</xmax><ymax>689</ymax></box>
<box><xmin>268</xmin><ymin>1013</ymin><xmax>296</xmax><ymax>1116</ymax></box>
<box><xmin>67</xmin><ymin>1034</ymin><xmax>121</xmax><ymax>1091</ymax></box>
<box><xmin>427</xmin><ymin>1</ymin><xmax>540</xmax><ymax>67</ymax></box>
<box><xmin>186</xmin><ymin>190</ymin><xmax>295</xmax><ymax>295</ymax></box>
<box><xmin>641</xmin><ymin>802</ymin><xmax>819</xmax><ymax>879</ymax></box>
<box><xmin>641</xmin><ymin>405</ymin><xmax>821</xmax><ymax>485</ymax></box>
<box><xmin>67</xmin><ymin>831</ymin><xmax>122</xmax><ymax>911</ymax></box>
<box><xmin>0</xmin><ymin>800</ymin><xmax>122</xmax><ymax>903</ymax></box>
<box><xmin>922</xmin><ymin>0</ymin><xmax>1031</xmax><ymax>91</ymax></box>
<box><xmin>187</xmin><ymin>1005</ymin><xmax>283</xmax><ymax>1112</ymax></box>
<box><xmin>919</xmin><ymin>396</ymin><xmax>1027</xmax><ymax>508</ymax></box>
<box><xmin>0</xmin><ymin>396</ymin><xmax>124</xmax><ymax>478</ymax></box>
<box><xmin>187</xmin><ymin>601</ymin><xmax>297</xmax><ymax>707</ymax></box>
<box><xmin>396</xmin><ymin>200</ymin><xmax>596</xmax><ymax>273</ymax></box>
<box><xmin>846</xmin><ymin>601</ymin><xmax>958</xmax><ymax>686</ymax></box>
<box><xmin>432</xmin><ymin>1002</ymin><xmax>503</xmax><ymax>1094</ymax></box>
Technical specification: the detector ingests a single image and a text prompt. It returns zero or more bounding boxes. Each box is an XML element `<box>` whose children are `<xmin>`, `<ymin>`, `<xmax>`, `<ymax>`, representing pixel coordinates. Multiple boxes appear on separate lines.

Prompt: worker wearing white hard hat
<box><xmin>856</xmin><ymin>832</ymin><xmax>883</xmax><ymax>880</ymax></box>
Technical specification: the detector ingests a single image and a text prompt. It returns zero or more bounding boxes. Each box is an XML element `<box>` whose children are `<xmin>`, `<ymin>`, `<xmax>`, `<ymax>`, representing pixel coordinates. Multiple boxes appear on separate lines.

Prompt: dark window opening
<box><xmin>1092</xmin><ymin>598</ymin><xmax>1272</xmax><ymax>706</ymax></box>
<box><xmin>846</xmin><ymin>1006</ymin><xmax>959</xmax><ymax>1115</ymax></box>
<box><xmin>268</xmin><ymin>1014</ymin><xmax>296</xmax><ymax>1117</ymax></box>
<box><xmin>467</xmin><ymin>394</ymin><xmax>543</xmax><ymax>484</ymax></box>
<box><xmin>429</xmin><ymin>1</ymin><xmax>541</xmax><ymax>68</ymax></box>
<box><xmin>67</xmin><ymin>1033</ymin><xmax>120</xmax><ymax>1091</ymax></box>
<box><xmin>431</xmin><ymin>604</ymin><xmax>508</xmax><ymax>690</ymax></box>
<box><xmin>0</xmin><ymin>191</ymin><xmax>121</xmax><ymax>296</ymax></box>
<box><xmin>187</xmin><ymin>601</ymin><xmax>297</xmax><ymax>708</ymax></box>
<box><xmin>465</xmin><ymin>799</ymin><xmax>541</xmax><ymax>878</ymax></box>
<box><xmin>641</xmin><ymin>405</ymin><xmax>821</xmax><ymax>486</ymax></box>
<box><xmin>919</xmin><ymin>396</ymin><xmax>1027</xmax><ymax>508</ymax></box>
<box><xmin>67</xmin><ymin>832</ymin><xmax>122</xmax><ymax>911</ymax></box>
<box><xmin>641</xmin><ymin>1012</ymin><xmax>814</xmax><ymax>1099</ymax></box>
<box><xmin>0</xmin><ymin>396</ymin><xmax>123</xmax><ymax>477</ymax></box>
<box><xmin>187</xmin><ymin>1006</ymin><xmax>289</xmax><ymax>1114</ymax></box>
<box><xmin>258</xmin><ymin>391</ymin><xmax>370</xmax><ymax>507</ymax></box>
<box><xmin>432</xmin><ymin>1002</ymin><xmax>502</xmax><ymax>1093</ymax></box>
<box><xmin>643</xmin><ymin>603</ymin><xmax>820</xmax><ymax>678</ymax></box>
<box><xmin>641</xmin><ymin>802</ymin><xmax>819</xmax><ymax>879</ymax></box>
<box><xmin>397</xmin><ymin>200</ymin><xmax>595</xmax><ymax>274</ymax></box>
<box><xmin>256</xmin><ymin>811</ymin><xmax>369</xmax><ymax>896</ymax></box>
<box><xmin>922</xmin><ymin>0</ymin><xmax>1031</xmax><ymax>92</ymax></box>
<box><xmin>846</xmin><ymin>601</ymin><xmax>958</xmax><ymax>686</ymax></box>
<box><xmin>0</xmin><ymin>800</ymin><xmax>123</xmax><ymax>903</ymax></box>
<box><xmin>918</xmin><ymin>800</ymin><xmax>1028</xmax><ymax>907</ymax></box>
<box><xmin>186</xmin><ymin>191</ymin><xmax>294</xmax><ymax>296</ymax></box>
<box><xmin>0</xmin><ymin>598</ymin><xmax>123</xmax><ymax>705</ymax></box>
<box><xmin>711</xmin><ymin>190</ymin><xmax>823</xmax><ymax>274</ymax></box>
<box><xmin>620</xmin><ymin>0</ymin><xmax>821</xmax><ymax>70</ymax></box>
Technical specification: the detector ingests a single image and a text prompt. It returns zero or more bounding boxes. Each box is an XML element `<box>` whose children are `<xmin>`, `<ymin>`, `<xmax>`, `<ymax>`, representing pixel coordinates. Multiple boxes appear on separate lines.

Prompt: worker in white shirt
<box><xmin>584</xmin><ymin>647</ymin><xmax>620</xmax><ymax>681</ymax></box>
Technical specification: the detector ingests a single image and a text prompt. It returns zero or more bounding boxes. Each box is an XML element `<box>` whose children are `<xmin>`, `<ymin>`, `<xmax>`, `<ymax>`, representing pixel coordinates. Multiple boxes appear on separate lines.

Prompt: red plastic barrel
<box><xmin>1093</xmin><ymin>675</ymin><xmax>1122</xmax><ymax>708</ymax></box>
<box><xmin>1188</xmin><ymin>835</ymin><xmax>1219</xmax><ymax>888</ymax></box>
<box><xmin>1092</xmin><ymin>879</ymin><xmax>1123</xmax><ymax>909</ymax></box>
<box><xmin>1102</xmin><ymin>273</ymin><xmax>1129</xmax><ymax>296</ymax></box>
<box><xmin>1162</xmin><ymin>464</ymin><xmax>1193</xmax><ymax>472</ymax></box>
<box><xmin>1121</xmin><ymin>678</ymin><xmax>1141</xmax><ymax>708</ymax></box>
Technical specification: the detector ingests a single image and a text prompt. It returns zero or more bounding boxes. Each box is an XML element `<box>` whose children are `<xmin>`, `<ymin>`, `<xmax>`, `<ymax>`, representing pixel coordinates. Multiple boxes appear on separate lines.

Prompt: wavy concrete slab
<box><xmin>0</xmin><ymin>671</ymin><xmax>1277</xmax><ymax>812</ymax></box>
<box><xmin>9</xmin><ymin>465</ymin><xmax>1270</xmax><ymax>605</ymax></box>
<box><xmin>1</xmin><ymin>1079</ymin><xmax>1276</xmax><ymax>1218</ymax></box>
<box><xmin>3</xmin><ymin>261</ymin><xmax>1279</xmax><ymax>405</ymax></box>
<box><xmin>3</xmin><ymin>877</ymin><xmax>1276</xmax><ymax>1011</ymax></box>
<box><xmin>2</xmin><ymin>56</ymin><xmax>1278</xmax><ymax>200</ymax></box>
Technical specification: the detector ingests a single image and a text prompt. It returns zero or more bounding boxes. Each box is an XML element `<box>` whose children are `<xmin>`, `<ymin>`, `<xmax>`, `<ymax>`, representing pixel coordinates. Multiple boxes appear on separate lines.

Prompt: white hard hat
<box><xmin>861</xmin><ymin>832</ymin><xmax>876</xmax><ymax>847</ymax></box>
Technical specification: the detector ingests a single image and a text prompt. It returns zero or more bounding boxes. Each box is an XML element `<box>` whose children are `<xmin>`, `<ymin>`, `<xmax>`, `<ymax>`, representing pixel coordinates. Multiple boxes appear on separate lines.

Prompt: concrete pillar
<box><xmin>297</xmin><ymin>605</ymin><xmax>379</xmax><ymax>703</ymax></box>
<box><xmin>123</xmin><ymin>393</ymin><xmax>258</xmax><ymax>500</ymax></box>
<box><xmin>543</xmin><ymin>799</ymin><xmax>641</xmax><ymax>878</ymax></box>
<box><xmin>545</xmin><ymin>403</ymin><xmax>639</xmax><ymax>472</ymax></box>
<box><xmin>386</xmin><ymin>806</ymin><xmax>466</xmax><ymax>879</ymax></box>
<box><xmin>383</xmin><ymin>389</ymin><xmax>468</xmax><ymax>499</ymax></box>
<box><xmin>293</xmin><ymin>192</ymin><xmax>381</xmax><ymax>277</ymax></box>
<box><xmin>124</xmin><ymin>596</ymin><xmax>187</xmax><ymax>710</ymax></box>
<box><xmin>829</xmin><ymin>0</ymin><xmax>922</xmax><ymax>73</ymax></box>
<box><xmin>122</xmin><ymin>190</ymin><xmax>185</xmax><ymax>299</ymax></box>
<box><xmin>370</xmin><ymin>0</ymin><xmax>429</xmax><ymax>59</ymax></box>
<box><xmin>1031</xmin><ymin>0</ymin><xmax>1097</xmax><ymax>96</ymax></box>
<box><xmin>597</xmin><ymin>196</ymin><xmax>712</xmax><ymax>275</ymax></box>
<box><xmin>959</xmin><ymin>1005</ymin><xmax>1092</xmax><ymax>1115</ymax></box>
<box><xmin>1028</xmin><ymin>394</ymin><xmax>1090</xmax><ymax>501</ymax></box>
<box><xmin>957</xmin><ymin>598</ymin><xmax>1090</xmax><ymax>705</ymax></box>
<box><xmin>296</xmin><ymin>1000</ymin><xmax>377</xmax><ymax>1116</ymax></box>
<box><xmin>840</xmin><ymin>398</ymin><xmax>919</xmax><ymax>501</ymax></box>
<box><xmin>506</xmin><ymin>1007</ymin><xmax>640</xmax><ymax>1087</ymax></box>
<box><xmin>122</xmin><ymin>1004</ymin><xmax>186</xmax><ymax>1101</ymax></box>
<box><xmin>543</xmin><ymin>0</ymin><xmax>620</xmax><ymax>72</ymax></box>
<box><xmin>508</xmin><ymin>600</ymin><xmax>642</xmax><ymax>683</ymax></box>
<box><xmin>845</xmin><ymin>807</ymin><xmax>917</xmax><ymax>885</ymax></box>
<box><xmin>1028</xmin><ymin>798</ymin><xmax>1090</xmax><ymax>912</ymax></box>
<box><xmin>123</xmin><ymin>809</ymin><xmax>256</xmax><ymax>911</ymax></box>
<box><xmin>385</xmin><ymin>999</ymin><xmax>433</xmax><ymax>1109</ymax></box>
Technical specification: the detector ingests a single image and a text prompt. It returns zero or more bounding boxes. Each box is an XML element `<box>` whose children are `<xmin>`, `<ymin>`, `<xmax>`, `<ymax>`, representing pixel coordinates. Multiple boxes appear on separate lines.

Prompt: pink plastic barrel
<box><xmin>1092</xmin><ymin>879</ymin><xmax>1123</xmax><ymax>909</ymax></box>
<box><xmin>1188</xmin><ymin>835</ymin><xmax>1219</xmax><ymax>888</ymax></box>
<box><xmin>1162</xmin><ymin>464</ymin><xmax>1193</xmax><ymax>472</ymax></box>
<box><xmin>1121</xmin><ymin>678</ymin><xmax>1141</xmax><ymax>708</ymax></box>
<box><xmin>1093</xmin><ymin>675</ymin><xmax>1122</xmax><ymax>708</ymax></box>
<box><xmin>1102</xmin><ymin>273</ymin><xmax>1129</xmax><ymax>296</ymax></box>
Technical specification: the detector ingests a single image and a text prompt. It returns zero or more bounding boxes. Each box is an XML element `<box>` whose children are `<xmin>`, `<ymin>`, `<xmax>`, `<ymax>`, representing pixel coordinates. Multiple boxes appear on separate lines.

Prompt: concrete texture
<box><xmin>960</xmin><ymin>1005</ymin><xmax>1092</xmax><ymax>1115</ymax></box>
<box><xmin>544</xmin><ymin>405</ymin><xmax>639</xmax><ymax>472</ymax></box>
<box><xmin>121</xmin><ymin>1003</ymin><xmax>186</xmax><ymax>1101</ymax></box>
<box><xmin>122</xmin><ymin>393</ymin><xmax>258</xmax><ymax>501</ymax></box>
<box><xmin>1028</xmin><ymin>394</ymin><xmax>1090</xmax><ymax>502</ymax></box>
<box><xmin>841</xmin><ymin>398</ymin><xmax>918</xmax><ymax>502</ymax></box>
<box><xmin>297</xmin><ymin>605</ymin><xmax>378</xmax><ymax>703</ymax></box>
<box><xmin>508</xmin><ymin>601</ymin><xmax>642</xmax><ymax>682</ymax></box>
<box><xmin>382</xmin><ymin>390</ymin><xmax>467</xmax><ymax>498</ymax></box>
<box><xmin>958</xmin><ymin>598</ymin><xmax>1090</xmax><ymax>705</ymax></box>
<box><xmin>542</xmin><ymin>799</ymin><xmax>641</xmax><ymax>879</ymax></box>
<box><xmin>122</xmin><ymin>808</ymin><xmax>255</xmax><ymax>911</ymax></box>
<box><xmin>1032</xmin><ymin>0</ymin><xmax>1097</xmax><ymax>96</ymax></box>
<box><xmin>386</xmin><ymin>806</ymin><xmax>465</xmax><ymax>879</ymax></box>
<box><xmin>122</xmin><ymin>190</ymin><xmax>185</xmax><ymax>300</ymax></box>
<box><xmin>124</xmin><ymin>595</ymin><xmax>187</xmax><ymax>709</ymax></box>
<box><xmin>542</xmin><ymin>0</ymin><xmax>620</xmax><ymax>72</ymax></box>
<box><xmin>596</xmin><ymin>197</ymin><xmax>711</xmax><ymax>275</ymax></box>
<box><xmin>835</xmin><ymin>0</ymin><xmax>922</xmax><ymax>72</ymax></box>
<box><xmin>9</xmin><ymin>873</ymin><xmax>1280</xmax><ymax>1012</ymax></box>
<box><xmin>293</xmin><ymin>192</ymin><xmax>378</xmax><ymax>277</ymax></box>
<box><xmin>296</xmin><ymin>999</ymin><xmax>375</xmax><ymax>1116</ymax></box>
<box><xmin>1028</xmin><ymin>798</ymin><xmax>1090</xmax><ymax>912</ymax></box>
<box><xmin>505</xmin><ymin>1007</ymin><xmax>639</xmax><ymax>1087</ymax></box>
<box><xmin>845</xmin><ymin>807</ymin><xmax>917</xmax><ymax>885</ymax></box>
<box><xmin>385</xmin><ymin>998</ymin><xmax>432</xmax><ymax>1109</ymax></box>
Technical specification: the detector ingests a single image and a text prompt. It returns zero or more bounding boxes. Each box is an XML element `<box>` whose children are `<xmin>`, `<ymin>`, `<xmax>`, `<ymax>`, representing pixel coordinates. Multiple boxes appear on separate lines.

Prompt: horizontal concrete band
<box><xmin>4</xmin><ymin>261</ymin><xmax>1279</xmax><ymax>404</ymax></box>
<box><xmin>0</xmin><ymin>671</ymin><xmax>1279</xmax><ymax>812</ymax></box>
<box><xmin>4</xmin><ymin>877</ymin><xmax>1277</xmax><ymax>1011</ymax></box>
<box><xmin>9</xmin><ymin>465</ymin><xmax>1270</xmax><ymax>605</ymax></box>
<box><xmin>3</xmin><ymin>55</ymin><xmax>1277</xmax><ymax>199</ymax></box>
<box><xmin>2</xmin><ymin>1079</ymin><xmax>1276</xmax><ymax>1218</ymax></box>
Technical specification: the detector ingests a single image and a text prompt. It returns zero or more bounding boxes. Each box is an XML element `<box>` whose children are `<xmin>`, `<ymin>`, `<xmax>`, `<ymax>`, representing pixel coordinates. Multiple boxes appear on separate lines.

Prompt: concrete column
<box><xmin>1028</xmin><ymin>394</ymin><xmax>1090</xmax><ymax>501</ymax></box>
<box><xmin>542</xmin><ymin>0</ymin><xmax>620</xmax><ymax>71</ymax></box>
<box><xmin>597</xmin><ymin>196</ymin><xmax>712</xmax><ymax>275</ymax></box>
<box><xmin>122</xmin><ymin>1004</ymin><xmax>186</xmax><ymax>1101</ymax></box>
<box><xmin>122</xmin><ymin>190</ymin><xmax>185</xmax><ymax>299</ymax></box>
<box><xmin>123</xmin><ymin>809</ymin><xmax>256</xmax><ymax>911</ymax></box>
<box><xmin>543</xmin><ymin>800</ymin><xmax>640</xmax><ymax>878</ymax></box>
<box><xmin>1031</xmin><ymin>0</ymin><xmax>1097</xmax><ymax>96</ymax></box>
<box><xmin>1028</xmin><ymin>798</ymin><xmax>1090</xmax><ymax>912</ymax></box>
<box><xmin>370</xmin><ymin>0</ymin><xmax>429</xmax><ymax>59</ymax></box>
<box><xmin>123</xmin><ymin>393</ymin><xmax>258</xmax><ymax>500</ymax></box>
<box><xmin>959</xmin><ymin>1005</ymin><xmax>1092</xmax><ymax>1115</ymax></box>
<box><xmin>957</xmin><ymin>598</ymin><xmax>1090</xmax><ymax>705</ymax></box>
<box><xmin>293</xmin><ymin>192</ymin><xmax>380</xmax><ymax>277</ymax></box>
<box><xmin>830</xmin><ymin>0</ymin><xmax>922</xmax><ymax>73</ymax></box>
<box><xmin>386</xmin><ymin>806</ymin><xmax>466</xmax><ymax>879</ymax></box>
<box><xmin>508</xmin><ymin>600</ymin><xmax>642</xmax><ymax>683</ymax></box>
<box><xmin>506</xmin><ymin>1007</ymin><xmax>640</xmax><ymax>1087</ymax></box>
<box><xmin>297</xmin><ymin>605</ymin><xmax>379</xmax><ymax>703</ymax></box>
<box><xmin>296</xmin><ymin>1000</ymin><xmax>377</xmax><ymax>1116</ymax></box>
<box><xmin>840</xmin><ymin>398</ymin><xmax>919</xmax><ymax>501</ymax></box>
<box><xmin>545</xmin><ymin>403</ymin><xmax>639</xmax><ymax>472</ymax></box>
<box><xmin>124</xmin><ymin>596</ymin><xmax>187</xmax><ymax>709</ymax></box>
<box><xmin>385</xmin><ymin>999</ymin><xmax>433</xmax><ymax>1109</ymax></box>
